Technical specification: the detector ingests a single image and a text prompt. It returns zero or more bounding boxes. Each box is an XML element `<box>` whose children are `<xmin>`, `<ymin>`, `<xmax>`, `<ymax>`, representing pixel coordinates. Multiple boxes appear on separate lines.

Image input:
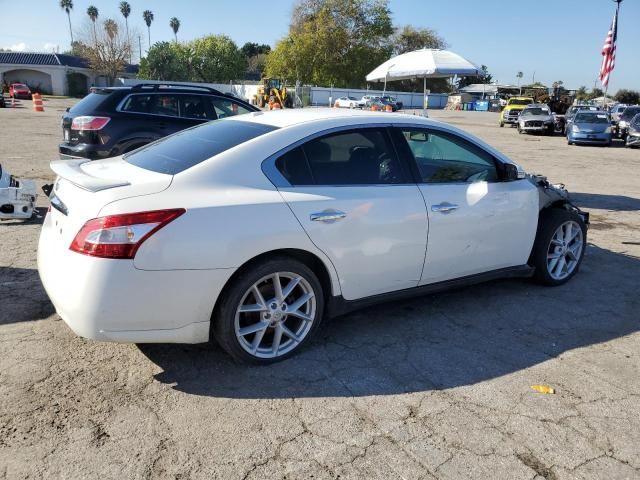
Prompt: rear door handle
<box><xmin>310</xmin><ymin>210</ymin><xmax>347</xmax><ymax>223</ymax></box>
<box><xmin>431</xmin><ymin>203</ymin><xmax>459</xmax><ymax>214</ymax></box>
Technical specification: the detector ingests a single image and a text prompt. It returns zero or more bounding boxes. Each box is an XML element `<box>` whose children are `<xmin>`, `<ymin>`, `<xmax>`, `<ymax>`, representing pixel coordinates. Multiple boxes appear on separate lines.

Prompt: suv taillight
<box><xmin>71</xmin><ymin>116</ymin><xmax>111</xmax><ymax>131</ymax></box>
<box><xmin>70</xmin><ymin>209</ymin><xmax>185</xmax><ymax>259</ymax></box>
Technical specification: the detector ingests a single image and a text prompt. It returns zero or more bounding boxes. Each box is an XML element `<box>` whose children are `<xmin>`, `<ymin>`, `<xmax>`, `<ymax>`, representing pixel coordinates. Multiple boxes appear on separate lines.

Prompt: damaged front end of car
<box><xmin>0</xmin><ymin>164</ymin><xmax>38</xmax><ymax>220</ymax></box>
<box><xmin>528</xmin><ymin>174</ymin><xmax>589</xmax><ymax>226</ymax></box>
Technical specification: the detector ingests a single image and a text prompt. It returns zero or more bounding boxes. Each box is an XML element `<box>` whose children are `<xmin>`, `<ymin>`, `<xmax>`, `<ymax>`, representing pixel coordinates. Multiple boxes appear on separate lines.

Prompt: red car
<box><xmin>9</xmin><ymin>83</ymin><xmax>32</xmax><ymax>99</ymax></box>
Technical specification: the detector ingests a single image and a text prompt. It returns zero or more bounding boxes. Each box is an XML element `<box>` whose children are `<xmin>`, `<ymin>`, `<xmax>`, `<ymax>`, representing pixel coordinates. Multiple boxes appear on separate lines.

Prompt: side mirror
<box><xmin>408</xmin><ymin>131</ymin><xmax>429</xmax><ymax>142</ymax></box>
<box><xmin>503</xmin><ymin>163</ymin><xmax>526</xmax><ymax>181</ymax></box>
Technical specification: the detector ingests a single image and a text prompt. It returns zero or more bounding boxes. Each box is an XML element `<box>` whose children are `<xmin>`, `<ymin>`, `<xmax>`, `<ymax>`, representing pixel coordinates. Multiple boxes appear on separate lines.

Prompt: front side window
<box><xmin>302</xmin><ymin>128</ymin><xmax>406</xmax><ymax>185</ymax></box>
<box><xmin>211</xmin><ymin>97</ymin><xmax>253</xmax><ymax>119</ymax></box>
<box><xmin>398</xmin><ymin>128</ymin><xmax>498</xmax><ymax>184</ymax></box>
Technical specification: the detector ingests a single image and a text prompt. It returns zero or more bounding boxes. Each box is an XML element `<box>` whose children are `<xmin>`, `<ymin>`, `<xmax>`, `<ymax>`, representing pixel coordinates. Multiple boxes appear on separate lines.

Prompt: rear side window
<box><xmin>121</xmin><ymin>94</ymin><xmax>179</xmax><ymax>117</ymax></box>
<box><xmin>302</xmin><ymin>129</ymin><xmax>405</xmax><ymax>185</ymax></box>
<box><xmin>275</xmin><ymin>147</ymin><xmax>314</xmax><ymax>185</ymax></box>
<box><xmin>124</xmin><ymin>120</ymin><xmax>278</xmax><ymax>175</ymax></box>
<box><xmin>68</xmin><ymin>92</ymin><xmax>111</xmax><ymax>114</ymax></box>
<box><xmin>211</xmin><ymin>97</ymin><xmax>253</xmax><ymax>119</ymax></box>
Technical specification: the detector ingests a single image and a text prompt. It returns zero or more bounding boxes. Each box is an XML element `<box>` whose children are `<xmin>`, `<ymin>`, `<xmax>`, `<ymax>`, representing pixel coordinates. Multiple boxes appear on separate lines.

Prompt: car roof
<box><xmin>236</xmin><ymin>108</ymin><xmax>439</xmax><ymax>129</ymax></box>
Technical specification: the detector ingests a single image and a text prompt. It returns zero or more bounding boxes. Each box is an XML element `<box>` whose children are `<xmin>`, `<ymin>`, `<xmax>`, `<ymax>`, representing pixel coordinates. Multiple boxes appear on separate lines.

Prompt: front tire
<box><xmin>530</xmin><ymin>209</ymin><xmax>587</xmax><ymax>286</ymax></box>
<box><xmin>213</xmin><ymin>256</ymin><xmax>324</xmax><ymax>364</ymax></box>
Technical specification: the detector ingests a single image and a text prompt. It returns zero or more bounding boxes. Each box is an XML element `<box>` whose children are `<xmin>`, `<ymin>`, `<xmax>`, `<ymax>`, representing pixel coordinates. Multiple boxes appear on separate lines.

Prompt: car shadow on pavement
<box><xmin>570</xmin><ymin>193</ymin><xmax>640</xmax><ymax>212</ymax></box>
<box><xmin>139</xmin><ymin>244</ymin><xmax>639</xmax><ymax>398</ymax></box>
<box><xmin>0</xmin><ymin>267</ymin><xmax>55</xmax><ymax>325</ymax></box>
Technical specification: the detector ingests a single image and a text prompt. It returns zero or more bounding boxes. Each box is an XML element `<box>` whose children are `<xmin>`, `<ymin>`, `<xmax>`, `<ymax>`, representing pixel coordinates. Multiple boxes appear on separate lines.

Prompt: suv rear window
<box><xmin>69</xmin><ymin>92</ymin><xmax>111</xmax><ymax>115</ymax></box>
<box><xmin>124</xmin><ymin>120</ymin><xmax>278</xmax><ymax>174</ymax></box>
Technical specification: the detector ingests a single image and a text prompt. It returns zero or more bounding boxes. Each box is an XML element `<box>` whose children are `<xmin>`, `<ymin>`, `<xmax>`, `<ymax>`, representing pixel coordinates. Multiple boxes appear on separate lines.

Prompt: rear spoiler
<box><xmin>50</xmin><ymin>160</ymin><xmax>130</xmax><ymax>192</ymax></box>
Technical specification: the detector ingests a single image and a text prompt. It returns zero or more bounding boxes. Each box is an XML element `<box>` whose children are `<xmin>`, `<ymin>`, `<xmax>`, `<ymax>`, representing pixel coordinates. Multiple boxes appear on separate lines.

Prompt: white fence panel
<box><xmin>116</xmin><ymin>78</ymin><xmax>449</xmax><ymax>109</ymax></box>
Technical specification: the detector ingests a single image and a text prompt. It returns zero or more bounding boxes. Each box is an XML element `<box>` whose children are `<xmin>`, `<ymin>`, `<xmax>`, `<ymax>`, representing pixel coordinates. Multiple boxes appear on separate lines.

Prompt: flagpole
<box><xmin>601</xmin><ymin>0</ymin><xmax>622</xmax><ymax>109</ymax></box>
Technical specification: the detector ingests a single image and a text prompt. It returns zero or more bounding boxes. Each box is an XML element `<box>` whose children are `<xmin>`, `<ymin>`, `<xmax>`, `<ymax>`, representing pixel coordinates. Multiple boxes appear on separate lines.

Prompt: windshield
<box><xmin>14</xmin><ymin>84</ymin><xmax>28</xmax><ymax>88</ymax></box>
<box><xmin>621</xmin><ymin>108</ymin><xmax>640</xmax><ymax>120</ymax></box>
<box><xmin>508</xmin><ymin>99</ymin><xmax>531</xmax><ymax>106</ymax></box>
<box><xmin>575</xmin><ymin>112</ymin><xmax>610</xmax><ymax>124</ymax></box>
<box><xmin>522</xmin><ymin>108</ymin><xmax>548</xmax><ymax>116</ymax></box>
<box><xmin>125</xmin><ymin>120</ymin><xmax>278</xmax><ymax>174</ymax></box>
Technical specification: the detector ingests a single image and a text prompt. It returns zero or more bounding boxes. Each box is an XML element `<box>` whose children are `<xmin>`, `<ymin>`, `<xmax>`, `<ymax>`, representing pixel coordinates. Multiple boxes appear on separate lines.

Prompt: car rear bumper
<box><xmin>59</xmin><ymin>142</ymin><xmax>111</xmax><ymax>160</ymax></box>
<box><xmin>568</xmin><ymin>132</ymin><xmax>612</xmax><ymax>144</ymax></box>
<box><xmin>37</xmin><ymin>211</ymin><xmax>235</xmax><ymax>343</ymax></box>
<box><xmin>626</xmin><ymin>134</ymin><xmax>640</xmax><ymax>147</ymax></box>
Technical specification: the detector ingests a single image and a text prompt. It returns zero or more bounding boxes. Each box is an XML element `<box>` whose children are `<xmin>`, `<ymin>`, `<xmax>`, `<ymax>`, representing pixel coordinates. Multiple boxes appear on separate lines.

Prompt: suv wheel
<box><xmin>530</xmin><ymin>209</ymin><xmax>587</xmax><ymax>286</ymax></box>
<box><xmin>213</xmin><ymin>256</ymin><xmax>324</xmax><ymax>364</ymax></box>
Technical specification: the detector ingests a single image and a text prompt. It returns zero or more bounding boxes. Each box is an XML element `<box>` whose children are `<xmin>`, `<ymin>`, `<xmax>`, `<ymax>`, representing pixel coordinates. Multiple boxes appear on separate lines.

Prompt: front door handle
<box><xmin>431</xmin><ymin>203</ymin><xmax>459</xmax><ymax>214</ymax></box>
<box><xmin>310</xmin><ymin>210</ymin><xmax>347</xmax><ymax>223</ymax></box>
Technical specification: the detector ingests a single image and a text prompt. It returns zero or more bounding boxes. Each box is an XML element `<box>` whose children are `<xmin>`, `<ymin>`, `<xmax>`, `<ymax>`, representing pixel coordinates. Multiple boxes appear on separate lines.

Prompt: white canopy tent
<box><xmin>366</xmin><ymin>49</ymin><xmax>484</xmax><ymax>113</ymax></box>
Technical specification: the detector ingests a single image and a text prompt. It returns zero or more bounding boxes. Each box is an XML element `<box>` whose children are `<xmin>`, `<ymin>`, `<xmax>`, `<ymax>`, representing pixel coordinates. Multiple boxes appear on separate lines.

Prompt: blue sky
<box><xmin>1</xmin><ymin>0</ymin><xmax>637</xmax><ymax>92</ymax></box>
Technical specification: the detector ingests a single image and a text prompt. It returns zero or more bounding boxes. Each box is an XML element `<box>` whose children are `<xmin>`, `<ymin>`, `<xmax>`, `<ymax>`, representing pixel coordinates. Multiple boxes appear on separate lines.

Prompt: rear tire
<box><xmin>530</xmin><ymin>209</ymin><xmax>587</xmax><ymax>286</ymax></box>
<box><xmin>212</xmin><ymin>256</ymin><xmax>324</xmax><ymax>364</ymax></box>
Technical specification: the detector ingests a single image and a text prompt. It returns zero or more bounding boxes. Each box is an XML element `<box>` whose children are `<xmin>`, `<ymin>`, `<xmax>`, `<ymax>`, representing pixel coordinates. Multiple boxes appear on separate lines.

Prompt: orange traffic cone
<box><xmin>32</xmin><ymin>93</ymin><xmax>44</xmax><ymax>112</ymax></box>
<box><xmin>385</xmin><ymin>104</ymin><xmax>393</xmax><ymax>113</ymax></box>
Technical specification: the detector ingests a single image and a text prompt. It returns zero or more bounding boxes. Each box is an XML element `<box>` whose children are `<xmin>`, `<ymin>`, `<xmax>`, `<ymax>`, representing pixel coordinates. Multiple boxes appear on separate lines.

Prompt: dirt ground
<box><xmin>1</xmin><ymin>97</ymin><xmax>639</xmax><ymax>480</ymax></box>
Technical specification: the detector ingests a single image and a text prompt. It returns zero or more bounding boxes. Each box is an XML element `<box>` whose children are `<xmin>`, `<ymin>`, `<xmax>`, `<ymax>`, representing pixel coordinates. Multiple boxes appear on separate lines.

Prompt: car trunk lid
<box><xmin>47</xmin><ymin>157</ymin><xmax>173</xmax><ymax>248</ymax></box>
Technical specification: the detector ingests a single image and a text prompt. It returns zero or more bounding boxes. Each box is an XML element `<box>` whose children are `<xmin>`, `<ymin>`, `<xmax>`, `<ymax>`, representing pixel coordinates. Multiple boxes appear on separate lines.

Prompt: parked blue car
<box><xmin>567</xmin><ymin>111</ymin><xmax>612</xmax><ymax>146</ymax></box>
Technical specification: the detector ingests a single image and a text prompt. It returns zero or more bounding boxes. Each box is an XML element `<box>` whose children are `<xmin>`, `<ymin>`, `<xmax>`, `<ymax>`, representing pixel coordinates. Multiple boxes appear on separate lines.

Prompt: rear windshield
<box><xmin>124</xmin><ymin>119</ymin><xmax>278</xmax><ymax>174</ymax></box>
<box><xmin>622</xmin><ymin>108</ymin><xmax>640</xmax><ymax>120</ymax></box>
<box><xmin>69</xmin><ymin>92</ymin><xmax>111</xmax><ymax>114</ymax></box>
<box><xmin>575</xmin><ymin>113</ymin><xmax>610</xmax><ymax>124</ymax></box>
<box><xmin>508</xmin><ymin>99</ymin><xmax>531</xmax><ymax>105</ymax></box>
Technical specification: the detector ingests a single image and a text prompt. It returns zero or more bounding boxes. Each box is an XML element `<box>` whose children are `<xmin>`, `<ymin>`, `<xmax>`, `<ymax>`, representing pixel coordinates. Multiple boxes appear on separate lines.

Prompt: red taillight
<box><xmin>71</xmin><ymin>116</ymin><xmax>111</xmax><ymax>131</ymax></box>
<box><xmin>70</xmin><ymin>209</ymin><xmax>185</xmax><ymax>259</ymax></box>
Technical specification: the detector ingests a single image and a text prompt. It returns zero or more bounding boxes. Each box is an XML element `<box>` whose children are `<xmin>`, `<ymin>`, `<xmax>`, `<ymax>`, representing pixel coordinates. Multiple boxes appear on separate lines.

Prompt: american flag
<box><xmin>600</xmin><ymin>7</ymin><xmax>619</xmax><ymax>88</ymax></box>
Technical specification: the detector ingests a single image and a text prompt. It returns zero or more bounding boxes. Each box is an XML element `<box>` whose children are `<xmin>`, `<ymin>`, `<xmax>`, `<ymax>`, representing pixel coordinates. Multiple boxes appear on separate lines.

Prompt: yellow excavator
<box><xmin>253</xmin><ymin>78</ymin><xmax>293</xmax><ymax>109</ymax></box>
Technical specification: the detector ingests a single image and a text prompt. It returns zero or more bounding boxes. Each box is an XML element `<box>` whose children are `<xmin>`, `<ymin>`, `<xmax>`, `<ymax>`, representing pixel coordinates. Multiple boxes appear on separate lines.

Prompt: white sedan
<box><xmin>38</xmin><ymin>109</ymin><xmax>588</xmax><ymax>364</ymax></box>
<box><xmin>333</xmin><ymin>96</ymin><xmax>359</xmax><ymax>108</ymax></box>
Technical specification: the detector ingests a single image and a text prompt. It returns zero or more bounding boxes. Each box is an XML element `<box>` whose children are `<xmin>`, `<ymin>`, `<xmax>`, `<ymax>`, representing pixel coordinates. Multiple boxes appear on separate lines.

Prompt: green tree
<box><xmin>266</xmin><ymin>0</ymin><xmax>394</xmax><ymax>87</ymax></box>
<box><xmin>170</xmin><ymin>17</ymin><xmax>180</xmax><ymax>42</ymax></box>
<box><xmin>143</xmin><ymin>10</ymin><xmax>154</xmax><ymax>50</ymax></box>
<box><xmin>87</xmin><ymin>6</ymin><xmax>99</xmax><ymax>43</ymax></box>
<box><xmin>119</xmin><ymin>2</ymin><xmax>131</xmax><ymax>61</ymax></box>
<box><xmin>189</xmin><ymin>35</ymin><xmax>247</xmax><ymax>82</ymax></box>
<box><xmin>60</xmin><ymin>0</ymin><xmax>74</xmax><ymax>45</ymax></box>
<box><xmin>138</xmin><ymin>41</ymin><xmax>190</xmax><ymax>81</ymax></box>
<box><xmin>614</xmin><ymin>89</ymin><xmax>640</xmax><ymax>105</ymax></box>
<box><xmin>457</xmin><ymin>65</ymin><xmax>492</xmax><ymax>89</ymax></box>
<box><xmin>587</xmin><ymin>87</ymin><xmax>604</xmax><ymax>100</ymax></box>
<box><xmin>516</xmin><ymin>71</ymin><xmax>523</xmax><ymax>94</ymax></box>
<box><xmin>575</xmin><ymin>86</ymin><xmax>588</xmax><ymax>101</ymax></box>
<box><xmin>391</xmin><ymin>25</ymin><xmax>446</xmax><ymax>55</ymax></box>
<box><xmin>241</xmin><ymin>42</ymin><xmax>271</xmax><ymax>57</ymax></box>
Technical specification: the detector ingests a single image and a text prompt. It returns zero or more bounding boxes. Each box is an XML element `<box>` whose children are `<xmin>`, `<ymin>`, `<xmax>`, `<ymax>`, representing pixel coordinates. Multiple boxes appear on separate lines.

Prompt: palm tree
<box><xmin>60</xmin><ymin>0</ymin><xmax>74</xmax><ymax>45</ymax></box>
<box><xmin>119</xmin><ymin>2</ymin><xmax>131</xmax><ymax>61</ymax></box>
<box><xmin>143</xmin><ymin>10</ymin><xmax>154</xmax><ymax>51</ymax></box>
<box><xmin>516</xmin><ymin>71</ymin><xmax>524</xmax><ymax>95</ymax></box>
<box><xmin>169</xmin><ymin>17</ymin><xmax>180</xmax><ymax>42</ymax></box>
<box><xmin>87</xmin><ymin>6</ymin><xmax>99</xmax><ymax>43</ymax></box>
<box><xmin>104</xmin><ymin>19</ymin><xmax>118</xmax><ymax>40</ymax></box>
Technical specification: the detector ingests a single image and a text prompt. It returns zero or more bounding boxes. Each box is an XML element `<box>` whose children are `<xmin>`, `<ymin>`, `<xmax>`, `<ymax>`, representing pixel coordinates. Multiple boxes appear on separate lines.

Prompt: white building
<box><xmin>0</xmin><ymin>52</ymin><xmax>137</xmax><ymax>96</ymax></box>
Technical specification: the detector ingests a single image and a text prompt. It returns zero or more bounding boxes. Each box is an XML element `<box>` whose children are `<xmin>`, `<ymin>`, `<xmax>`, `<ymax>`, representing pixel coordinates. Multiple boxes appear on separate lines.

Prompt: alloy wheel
<box><xmin>546</xmin><ymin>220</ymin><xmax>584</xmax><ymax>281</ymax></box>
<box><xmin>234</xmin><ymin>272</ymin><xmax>316</xmax><ymax>359</ymax></box>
